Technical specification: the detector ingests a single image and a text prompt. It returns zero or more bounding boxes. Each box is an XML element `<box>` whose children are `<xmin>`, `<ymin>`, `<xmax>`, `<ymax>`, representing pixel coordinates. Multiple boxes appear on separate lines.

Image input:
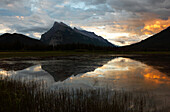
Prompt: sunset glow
<box><xmin>143</xmin><ymin>68</ymin><xmax>170</xmax><ymax>84</ymax></box>
<box><xmin>142</xmin><ymin>18</ymin><xmax>170</xmax><ymax>35</ymax></box>
<box><xmin>0</xmin><ymin>0</ymin><xmax>169</xmax><ymax>46</ymax></box>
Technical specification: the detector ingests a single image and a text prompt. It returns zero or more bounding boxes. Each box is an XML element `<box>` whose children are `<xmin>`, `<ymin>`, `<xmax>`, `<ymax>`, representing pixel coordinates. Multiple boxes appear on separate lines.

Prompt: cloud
<box><xmin>0</xmin><ymin>0</ymin><xmax>32</xmax><ymax>16</ymax></box>
<box><xmin>108</xmin><ymin>35</ymin><xmax>150</xmax><ymax>46</ymax></box>
<box><xmin>141</xmin><ymin>17</ymin><xmax>170</xmax><ymax>34</ymax></box>
<box><xmin>79</xmin><ymin>0</ymin><xmax>170</xmax><ymax>32</ymax></box>
<box><xmin>0</xmin><ymin>8</ymin><xmax>54</xmax><ymax>38</ymax></box>
<box><xmin>0</xmin><ymin>0</ymin><xmax>169</xmax><ymax>45</ymax></box>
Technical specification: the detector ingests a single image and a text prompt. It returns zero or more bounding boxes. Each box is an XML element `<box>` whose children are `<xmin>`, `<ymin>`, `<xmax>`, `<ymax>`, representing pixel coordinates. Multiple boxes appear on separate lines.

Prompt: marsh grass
<box><xmin>0</xmin><ymin>77</ymin><xmax>165</xmax><ymax>112</ymax></box>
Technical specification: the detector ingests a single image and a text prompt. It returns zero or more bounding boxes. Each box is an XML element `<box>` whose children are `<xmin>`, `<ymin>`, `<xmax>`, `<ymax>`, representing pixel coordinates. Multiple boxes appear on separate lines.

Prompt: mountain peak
<box><xmin>53</xmin><ymin>21</ymin><xmax>59</xmax><ymax>26</ymax></box>
<box><xmin>49</xmin><ymin>21</ymin><xmax>72</xmax><ymax>33</ymax></box>
<box><xmin>53</xmin><ymin>21</ymin><xmax>70</xmax><ymax>28</ymax></box>
<box><xmin>41</xmin><ymin>21</ymin><xmax>115</xmax><ymax>47</ymax></box>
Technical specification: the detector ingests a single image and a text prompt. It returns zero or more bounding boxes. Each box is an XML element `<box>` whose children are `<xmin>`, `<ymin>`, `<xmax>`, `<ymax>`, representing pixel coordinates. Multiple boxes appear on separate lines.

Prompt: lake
<box><xmin>0</xmin><ymin>54</ymin><xmax>170</xmax><ymax>110</ymax></box>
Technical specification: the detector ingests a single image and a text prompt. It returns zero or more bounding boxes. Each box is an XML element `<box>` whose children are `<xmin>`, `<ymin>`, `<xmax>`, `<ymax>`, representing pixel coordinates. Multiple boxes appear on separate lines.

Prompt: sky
<box><xmin>0</xmin><ymin>0</ymin><xmax>170</xmax><ymax>46</ymax></box>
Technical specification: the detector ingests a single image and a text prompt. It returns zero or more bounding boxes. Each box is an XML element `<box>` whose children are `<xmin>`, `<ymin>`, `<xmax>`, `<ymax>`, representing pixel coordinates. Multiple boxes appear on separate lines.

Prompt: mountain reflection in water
<box><xmin>0</xmin><ymin>56</ymin><xmax>169</xmax><ymax>110</ymax></box>
<box><xmin>59</xmin><ymin>57</ymin><xmax>170</xmax><ymax>90</ymax></box>
<box><xmin>0</xmin><ymin>57</ymin><xmax>169</xmax><ymax>90</ymax></box>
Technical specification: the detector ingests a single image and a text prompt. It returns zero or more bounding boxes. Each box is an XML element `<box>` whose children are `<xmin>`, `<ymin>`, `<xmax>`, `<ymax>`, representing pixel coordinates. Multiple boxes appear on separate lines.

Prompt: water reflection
<box><xmin>125</xmin><ymin>55</ymin><xmax>170</xmax><ymax>76</ymax></box>
<box><xmin>0</xmin><ymin>56</ymin><xmax>169</xmax><ymax>109</ymax></box>
<box><xmin>0</xmin><ymin>57</ymin><xmax>170</xmax><ymax>90</ymax></box>
<box><xmin>0</xmin><ymin>65</ymin><xmax>55</xmax><ymax>86</ymax></box>
<box><xmin>57</xmin><ymin>57</ymin><xmax>170</xmax><ymax>90</ymax></box>
<box><xmin>41</xmin><ymin>57</ymin><xmax>112</xmax><ymax>82</ymax></box>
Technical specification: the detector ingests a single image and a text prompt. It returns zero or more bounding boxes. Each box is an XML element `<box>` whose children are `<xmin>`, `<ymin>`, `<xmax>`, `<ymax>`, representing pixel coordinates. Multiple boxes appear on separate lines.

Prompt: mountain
<box><xmin>40</xmin><ymin>22</ymin><xmax>115</xmax><ymax>47</ymax></box>
<box><xmin>123</xmin><ymin>27</ymin><xmax>170</xmax><ymax>51</ymax></box>
<box><xmin>0</xmin><ymin>33</ymin><xmax>45</xmax><ymax>50</ymax></box>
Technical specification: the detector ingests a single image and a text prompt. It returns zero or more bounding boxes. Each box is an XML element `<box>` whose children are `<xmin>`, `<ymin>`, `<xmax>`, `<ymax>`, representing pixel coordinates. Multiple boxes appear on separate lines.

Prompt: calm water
<box><xmin>0</xmin><ymin>55</ymin><xmax>170</xmax><ymax>108</ymax></box>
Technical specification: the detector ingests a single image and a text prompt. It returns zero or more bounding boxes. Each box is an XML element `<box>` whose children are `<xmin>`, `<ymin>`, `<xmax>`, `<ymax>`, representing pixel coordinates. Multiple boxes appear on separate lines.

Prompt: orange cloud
<box><xmin>16</xmin><ymin>16</ymin><xmax>24</xmax><ymax>20</ymax></box>
<box><xmin>143</xmin><ymin>68</ymin><xmax>170</xmax><ymax>84</ymax></box>
<box><xmin>141</xmin><ymin>18</ymin><xmax>170</xmax><ymax>35</ymax></box>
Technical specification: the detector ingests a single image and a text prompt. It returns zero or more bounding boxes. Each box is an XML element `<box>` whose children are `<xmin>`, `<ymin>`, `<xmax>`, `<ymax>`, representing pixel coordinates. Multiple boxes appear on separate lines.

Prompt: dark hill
<box><xmin>0</xmin><ymin>33</ymin><xmax>45</xmax><ymax>50</ymax></box>
<box><xmin>123</xmin><ymin>27</ymin><xmax>170</xmax><ymax>51</ymax></box>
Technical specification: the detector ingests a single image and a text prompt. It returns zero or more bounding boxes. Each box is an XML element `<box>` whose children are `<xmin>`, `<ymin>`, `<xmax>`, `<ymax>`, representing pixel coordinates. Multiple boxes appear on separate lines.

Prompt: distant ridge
<box><xmin>41</xmin><ymin>22</ymin><xmax>115</xmax><ymax>47</ymax></box>
<box><xmin>0</xmin><ymin>33</ymin><xmax>45</xmax><ymax>50</ymax></box>
<box><xmin>123</xmin><ymin>26</ymin><xmax>170</xmax><ymax>51</ymax></box>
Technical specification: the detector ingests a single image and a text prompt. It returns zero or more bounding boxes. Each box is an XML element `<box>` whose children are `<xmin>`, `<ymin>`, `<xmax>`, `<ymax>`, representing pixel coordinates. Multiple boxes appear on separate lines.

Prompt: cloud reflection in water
<box><xmin>0</xmin><ymin>57</ymin><xmax>169</xmax><ymax>90</ymax></box>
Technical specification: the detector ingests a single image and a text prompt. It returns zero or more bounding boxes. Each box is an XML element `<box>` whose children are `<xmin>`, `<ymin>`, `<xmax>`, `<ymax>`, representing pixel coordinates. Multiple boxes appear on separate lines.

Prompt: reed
<box><xmin>0</xmin><ymin>78</ymin><xmax>165</xmax><ymax>112</ymax></box>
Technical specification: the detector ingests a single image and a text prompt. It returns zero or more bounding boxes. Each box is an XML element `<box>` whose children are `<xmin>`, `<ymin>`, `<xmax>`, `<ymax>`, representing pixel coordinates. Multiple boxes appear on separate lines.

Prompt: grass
<box><xmin>0</xmin><ymin>51</ymin><xmax>75</xmax><ymax>58</ymax></box>
<box><xmin>0</xmin><ymin>50</ymin><xmax>170</xmax><ymax>58</ymax></box>
<box><xmin>0</xmin><ymin>50</ymin><xmax>169</xmax><ymax>111</ymax></box>
<box><xmin>0</xmin><ymin>51</ymin><xmax>108</xmax><ymax>58</ymax></box>
<box><xmin>0</xmin><ymin>77</ymin><xmax>165</xmax><ymax>112</ymax></box>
